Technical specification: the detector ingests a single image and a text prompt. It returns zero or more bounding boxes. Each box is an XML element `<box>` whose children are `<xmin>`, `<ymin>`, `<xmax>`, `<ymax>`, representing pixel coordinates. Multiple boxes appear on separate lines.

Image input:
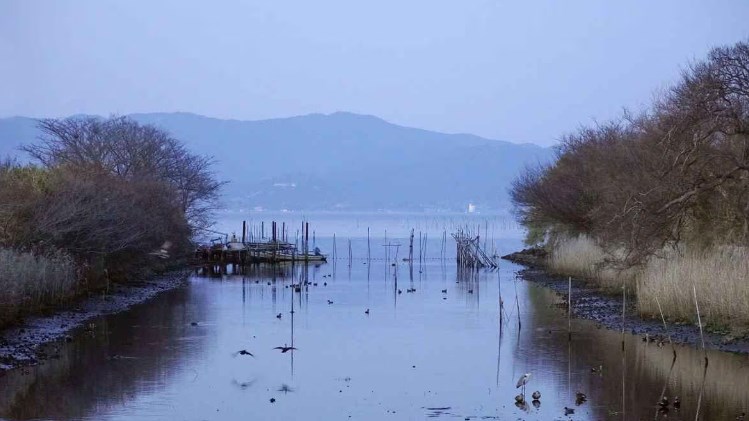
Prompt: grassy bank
<box><xmin>546</xmin><ymin>235</ymin><xmax>749</xmax><ymax>329</ymax></box>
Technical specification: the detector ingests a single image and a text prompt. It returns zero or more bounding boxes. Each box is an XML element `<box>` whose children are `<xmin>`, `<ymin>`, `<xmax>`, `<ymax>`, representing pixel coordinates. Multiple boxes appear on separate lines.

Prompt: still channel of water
<box><xmin>0</xmin><ymin>213</ymin><xmax>747</xmax><ymax>420</ymax></box>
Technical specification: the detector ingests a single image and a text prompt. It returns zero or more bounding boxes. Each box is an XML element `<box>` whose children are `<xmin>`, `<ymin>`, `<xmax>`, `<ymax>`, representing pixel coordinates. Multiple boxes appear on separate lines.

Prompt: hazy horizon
<box><xmin>3</xmin><ymin>1</ymin><xmax>748</xmax><ymax>146</ymax></box>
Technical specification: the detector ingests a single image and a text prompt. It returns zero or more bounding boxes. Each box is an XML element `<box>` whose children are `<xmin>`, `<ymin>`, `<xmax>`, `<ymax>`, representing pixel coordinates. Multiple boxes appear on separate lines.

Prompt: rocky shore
<box><xmin>0</xmin><ymin>270</ymin><xmax>191</xmax><ymax>371</ymax></box>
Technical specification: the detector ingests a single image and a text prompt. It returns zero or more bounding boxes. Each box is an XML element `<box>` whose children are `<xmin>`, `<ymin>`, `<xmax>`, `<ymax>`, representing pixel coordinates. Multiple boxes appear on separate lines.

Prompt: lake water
<box><xmin>0</xmin><ymin>213</ymin><xmax>747</xmax><ymax>420</ymax></box>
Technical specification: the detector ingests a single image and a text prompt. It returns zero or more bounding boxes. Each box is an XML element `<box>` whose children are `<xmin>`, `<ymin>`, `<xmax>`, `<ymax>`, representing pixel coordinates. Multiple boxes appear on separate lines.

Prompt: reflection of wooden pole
<box><xmin>621</xmin><ymin>283</ymin><xmax>626</xmax><ymax>351</ymax></box>
<box><xmin>568</xmin><ymin>276</ymin><xmax>572</xmax><ymax>341</ymax></box>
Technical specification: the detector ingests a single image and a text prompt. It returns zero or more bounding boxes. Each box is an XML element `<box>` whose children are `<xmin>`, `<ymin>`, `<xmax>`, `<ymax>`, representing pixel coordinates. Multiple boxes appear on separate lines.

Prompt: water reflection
<box><xmin>0</xmin><ymin>240</ymin><xmax>746</xmax><ymax>420</ymax></box>
<box><xmin>0</xmin><ymin>287</ymin><xmax>211</xmax><ymax>420</ymax></box>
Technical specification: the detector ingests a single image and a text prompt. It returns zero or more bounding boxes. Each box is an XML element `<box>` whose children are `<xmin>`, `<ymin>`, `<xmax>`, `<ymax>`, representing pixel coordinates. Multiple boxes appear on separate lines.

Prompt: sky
<box><xmin>1</xmin><ymin>1</ymin><xmax>748</xmax><ymax>146</ymax></box>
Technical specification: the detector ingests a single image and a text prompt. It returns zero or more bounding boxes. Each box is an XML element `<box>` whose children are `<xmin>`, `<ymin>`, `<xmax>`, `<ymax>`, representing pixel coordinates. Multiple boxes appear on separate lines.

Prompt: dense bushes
<box><xmin>512</xmin><ymin>39</ymin><xmax>749</xmax><ymax>265</ymax></box>
<box><xmin>511</xmin><ymin>39</ymin><xmax>749</xmax><ymax>326</ymax></box>
<box><xmin>0</xmin><ymin>117</ymin><xmax>222</xmax><ymax>326</ymax></box>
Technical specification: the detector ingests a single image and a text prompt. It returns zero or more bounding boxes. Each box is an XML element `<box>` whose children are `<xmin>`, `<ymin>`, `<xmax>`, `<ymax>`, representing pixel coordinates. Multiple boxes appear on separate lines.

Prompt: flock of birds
<box><xmin>217</xmin><ymin>273</ymin><xmax>718</xmax><ymax>417</ymax></box>
<box><xmin>512</xmin><ymin>370</ymin><xmax>696</xmax><ymax>417</ymax></box>
<box><xmin>232</xmin><ymin>344</ymin><xmax>297</xmax><ymax>358</ymax></box>
<box><xmin>514</xmin><ymin>372</ymin><xmax>590</xmax><ymax>416</ymax></box>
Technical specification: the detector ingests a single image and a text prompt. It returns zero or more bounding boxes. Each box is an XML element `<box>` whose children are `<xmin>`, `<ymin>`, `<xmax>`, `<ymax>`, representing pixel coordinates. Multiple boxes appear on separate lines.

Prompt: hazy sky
<box><xmin>2</xmin><ymin>1</ymin><xmax>748</xmax><ymax>145</ymax></box>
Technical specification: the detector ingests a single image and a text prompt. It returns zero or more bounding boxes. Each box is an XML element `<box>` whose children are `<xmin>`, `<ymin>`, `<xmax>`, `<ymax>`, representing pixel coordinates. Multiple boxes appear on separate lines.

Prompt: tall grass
<box><xmin>0</xmin><ymin>248</ymin><xmax>78</xmax><ymax>325</ymax></box>
<box><xmin>637</xmin><ymin>246</ymin><xmax>749</xmax><ymax>327</ymax></box>
<box><xmin>546</xmin><ymin>234</ymin><xmax>636</xmax><ymax>291</ymax></box>
<box><xmin>547</xmin><ymin>234</ymin><xmax>749</xmax><ymax>328</ymax></box>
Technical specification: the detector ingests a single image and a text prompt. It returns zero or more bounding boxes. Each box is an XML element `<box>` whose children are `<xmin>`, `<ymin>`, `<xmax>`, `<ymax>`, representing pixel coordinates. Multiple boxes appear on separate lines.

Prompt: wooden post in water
<box><xmin>418</xmin><ymin>231</ymin><xmax>422</xmax><ymax>265</ymax></box>
<box><xmin>305</xmin><ymin>222</ymin><xmax>310</xmax><ymax>259</ymax></box>
<box><xmin>424</xmin><ymin>232</ymin><xmax>427</xmax><ymax>263</ymax></box>
<box><xmin>693</xmin><ymin>284</ymin><xmax>708</xmax><ymax>366</ymax></box>
<box><xmin>242</xmin><ymin>220</ymin><xmax>246</xmax><ymax>244</ymax></box>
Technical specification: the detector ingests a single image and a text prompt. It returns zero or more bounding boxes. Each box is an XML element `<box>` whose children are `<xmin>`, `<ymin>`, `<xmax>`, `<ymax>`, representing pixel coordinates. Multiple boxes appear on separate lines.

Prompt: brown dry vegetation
<box><xmin>0</xmin><ymin>117</ymin><xmax>222</xmax><ymax>326</ymax></box>
<box><xmin>512</xmin><ymin>39</ymin><xmax>749</xmax><ymax>328</ymax></box>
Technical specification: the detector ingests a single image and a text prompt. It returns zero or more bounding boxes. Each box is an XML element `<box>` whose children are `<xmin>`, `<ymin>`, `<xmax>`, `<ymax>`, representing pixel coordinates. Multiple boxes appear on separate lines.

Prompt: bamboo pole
<box><xmin>693</xmin><ymin>284</ymin><xmax>708</xmax><ymax>366</ymax></box>
<box><xmin>654</xmin><ymin>295</ymin><xmax>677</xmax><ymax>359</ymax></box>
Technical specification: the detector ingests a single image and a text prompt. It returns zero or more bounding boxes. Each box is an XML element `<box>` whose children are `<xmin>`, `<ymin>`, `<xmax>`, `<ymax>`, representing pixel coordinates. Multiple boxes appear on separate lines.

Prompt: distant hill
<box><xmin>0</xmin><ymin>112</ymin><xmax>554</xmax><ymax>211</ymax></box>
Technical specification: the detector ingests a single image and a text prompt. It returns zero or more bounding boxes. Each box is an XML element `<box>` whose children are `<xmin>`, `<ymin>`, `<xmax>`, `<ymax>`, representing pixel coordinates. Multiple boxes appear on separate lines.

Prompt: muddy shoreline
<box><xmin>0</xmin><ymin>270</ymin><xmax>191</xmax><ymax>371</ymax></box>
<box><xmin>502</xmin><ymin>249</ymin><xmax>749</xmax><ymax>354</ymax></box>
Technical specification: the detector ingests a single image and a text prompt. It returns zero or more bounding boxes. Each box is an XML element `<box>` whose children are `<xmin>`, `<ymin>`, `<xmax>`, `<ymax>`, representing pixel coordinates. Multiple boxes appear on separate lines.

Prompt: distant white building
<box><xmin>467</xmin><ymin>203</ymin><xmax>476</xmax><ymax>213</ymax></box>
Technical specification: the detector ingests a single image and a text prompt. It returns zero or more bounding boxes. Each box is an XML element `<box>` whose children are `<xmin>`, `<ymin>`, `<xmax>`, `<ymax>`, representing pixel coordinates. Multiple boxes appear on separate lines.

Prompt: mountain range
<box><xmin>0</xmin><ymin>112</ymin><xmax>554</xmax><ymax>212</ymax></box>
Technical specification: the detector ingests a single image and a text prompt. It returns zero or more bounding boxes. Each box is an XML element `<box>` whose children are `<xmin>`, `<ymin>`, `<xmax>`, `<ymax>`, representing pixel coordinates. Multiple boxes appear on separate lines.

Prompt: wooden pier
<box><xmin>194</xmin><ymin>220</ymin><xmax>327</xmax><ymax>265</ymax></box>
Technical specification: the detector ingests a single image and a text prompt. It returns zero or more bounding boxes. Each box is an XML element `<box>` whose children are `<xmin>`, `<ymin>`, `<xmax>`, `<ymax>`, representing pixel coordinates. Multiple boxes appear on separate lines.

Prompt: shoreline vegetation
<box><xmin>0</xmin><ymin>116</ymin><xmax>222</xmax><ymax>329</ymax></box>
<box><xmin>510</xmin><ymin>40</ymin><xmax>749</xmax><ymax>337</ymax></box>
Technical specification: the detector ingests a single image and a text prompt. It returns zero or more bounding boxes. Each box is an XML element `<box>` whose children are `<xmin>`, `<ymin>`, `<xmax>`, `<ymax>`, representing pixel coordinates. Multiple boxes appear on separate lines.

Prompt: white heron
<box><xmin>516</xmin><ymin>373</ymin><xmax>531</xmax><ymax>397</ymax></box>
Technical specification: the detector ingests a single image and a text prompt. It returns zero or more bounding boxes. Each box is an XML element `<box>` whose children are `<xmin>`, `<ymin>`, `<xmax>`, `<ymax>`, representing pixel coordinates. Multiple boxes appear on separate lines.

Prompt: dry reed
<box><xmin>637</xmin><ymin>246</ymin><xmax>749</xmax><ymax>328</ymax></box>
<box><xmin>548</xmin><ymin>235</ymin><xmax>749</xmax><ymax>329</ymax></box>
<box><xmin>0</xmin><ymin>248</ymin><xmax>77</xmax><ymax>325</ymax></box>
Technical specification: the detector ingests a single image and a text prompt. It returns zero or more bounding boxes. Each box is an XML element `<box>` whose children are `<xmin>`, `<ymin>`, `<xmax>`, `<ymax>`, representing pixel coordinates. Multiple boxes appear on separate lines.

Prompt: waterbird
<box><xmin>514</xmin><ymin>394</ymin><xmax>524</xmax><ymax>403</ymax></box>
<box><xmin>327</xmin><ymin>300</ymin><xmax>334</xmax><ymax>304</ymax></box>
<box><xmin>575</xmin><ymin>392</ymin><xmax>587</xmax><ymax>404</ymax></box>
<box><xmin>516</xmin><ymin>373</ymin><xmax>531</xmax><ymax>396</ymax></box>
<box><xmin>564</xmin><ymin>407</ymin><xmax>575</xmax><ymax>415</ymax></box>
<box><xmin>397</xmin><ymin>289</ymin><xmax>402</xmax><ymax>294</ymax></box>
<box><xmin>276</xmin><ymin>313</ymin><xmax>282</xmax><ymax>319</ymax></box>
<box><xmin>591</xmin><ymin>365</ymin><xmax>602</xmax><ymax>374</ymax></box>
<box><xmin>274</xmin><ymin>344</ymin><xmax>297</xmax><ymax>353</ymax></box>
<box><xmin>233</xmin><ymin>349</ymin><xmax>255</xmax><ymax>357</ymax></box>
<box><xmin>441</xmin><ymin>289</ymin><xmax>447</xmax><ymax>294</ymax></box>
<box><xmin>658</xmin><ymin>396</ymin><xmax>669</xmax><ymax>408</ymax></box>
<box><xmin>278</xmin><ymin>384</ymin><xmax>295</xmax><ymax>393</ymax></box>
<box><xmin>148</xmin><ymin>241</ymin><xmax>172</xmax><ymax>259</ymax></box>
<box><xmin>673</xmin><ymin>396</ymin><xmax>680</xmax><ymax>409</ymax></box>
<box><xmin>532</xmin><ymin>391</ymin><xmax>541</xmax><ymax>400</ymax></box>
<box><xmin>231</xmin><ymin>379</ymin><xmax>256</xmax><ymax>389</ymax></box>
<box><xmin>365</xmin><ymin>308</ymin><xmax>370</xmax><ymax>315</ymax></box>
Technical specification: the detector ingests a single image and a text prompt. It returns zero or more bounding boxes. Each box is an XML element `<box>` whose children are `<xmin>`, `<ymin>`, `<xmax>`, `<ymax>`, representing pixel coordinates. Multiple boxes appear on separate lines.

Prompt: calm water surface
<box><xmin>0</xmin><ymin>214</ymin><xmax>747</xmax><ymax>420</ymax></box>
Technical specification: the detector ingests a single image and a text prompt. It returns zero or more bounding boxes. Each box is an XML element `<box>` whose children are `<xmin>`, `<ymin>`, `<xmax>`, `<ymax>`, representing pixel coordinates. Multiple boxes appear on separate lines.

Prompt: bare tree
<box><xmin>23</xmin><ymin>116</ymin><xmax>224</xmax><ymax>231</ymax></box>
